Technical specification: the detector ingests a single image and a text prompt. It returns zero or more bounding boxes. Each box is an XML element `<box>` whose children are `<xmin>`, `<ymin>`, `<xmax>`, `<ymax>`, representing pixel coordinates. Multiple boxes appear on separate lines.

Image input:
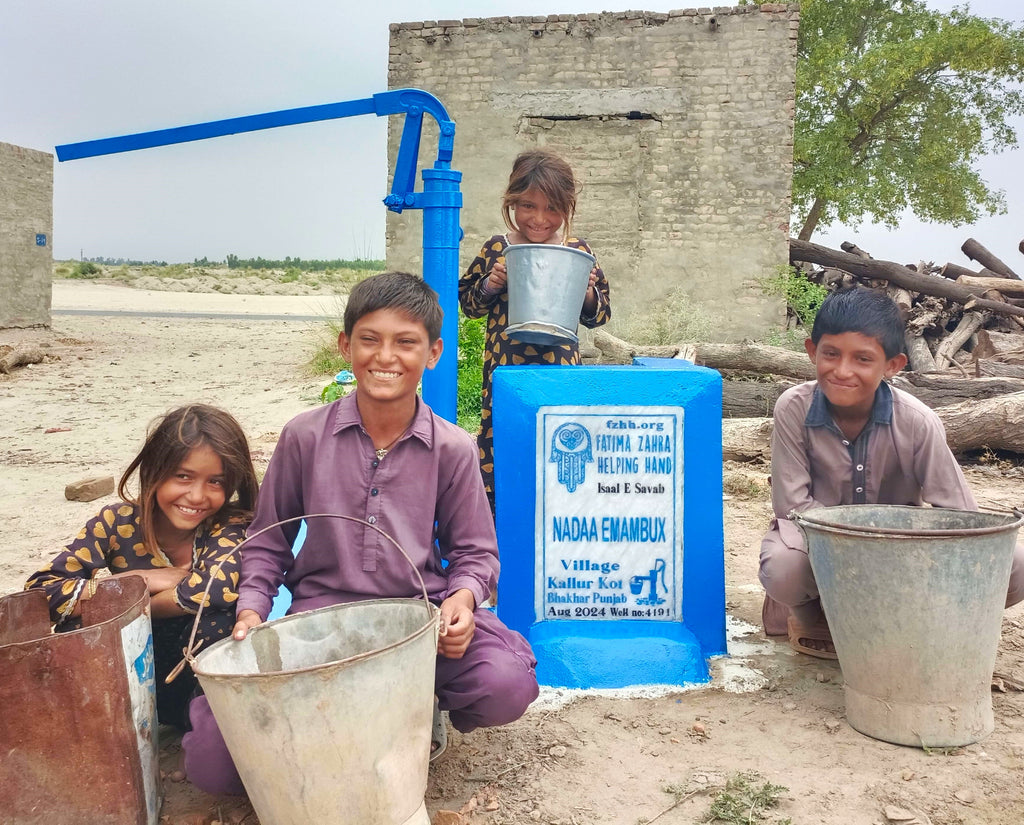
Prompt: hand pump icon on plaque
<box><xmin>630</xmin><ymin>559</ymin><xmax>667</xmax><ymax>606</ymax></box>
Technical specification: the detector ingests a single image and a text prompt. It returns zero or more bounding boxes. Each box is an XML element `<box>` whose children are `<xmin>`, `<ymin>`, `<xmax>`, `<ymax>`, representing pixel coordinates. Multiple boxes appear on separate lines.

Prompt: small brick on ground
<box><xmin>65</xmin><ymin>475</ymin><xmax>115</xmax><ymax>502</ymax></box>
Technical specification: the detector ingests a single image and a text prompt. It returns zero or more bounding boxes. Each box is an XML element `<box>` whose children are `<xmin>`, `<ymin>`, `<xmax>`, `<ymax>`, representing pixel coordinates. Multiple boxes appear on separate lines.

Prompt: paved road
<box><xmin>51</xmin><ymin>281</ymin><xmax>339</xmax><ymax>321</ymax></box>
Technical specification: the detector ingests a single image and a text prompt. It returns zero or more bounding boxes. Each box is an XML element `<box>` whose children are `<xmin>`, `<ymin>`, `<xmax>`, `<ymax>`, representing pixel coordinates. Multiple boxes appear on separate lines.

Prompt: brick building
<box><xmin>1</xmin><ymin>142</ymin><xmax>53</xmax><ymax>329</ymax></box>
<box><xmin>385</xmin><ymin>5</ymin><xmax>798</xmax><ymax>341</ymax></box>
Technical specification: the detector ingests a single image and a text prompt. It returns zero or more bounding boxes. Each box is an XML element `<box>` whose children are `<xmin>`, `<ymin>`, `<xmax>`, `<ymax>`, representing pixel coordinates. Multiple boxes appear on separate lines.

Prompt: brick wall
<box><xmin>0</xmin><ymin>142</ymin><xmax>53</xmax><ymax>328</ymax></box>
<box><xmin>386</xmin><ymin>5</ymin><xmax>798</xmax><ymax>341</ymax></box>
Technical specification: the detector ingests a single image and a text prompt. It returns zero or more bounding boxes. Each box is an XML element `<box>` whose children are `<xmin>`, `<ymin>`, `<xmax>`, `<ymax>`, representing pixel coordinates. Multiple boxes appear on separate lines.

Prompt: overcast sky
<box><xmin>2</xmin><ymin>1</ymin><xmax>1020</xmax><ymax>268</ymax></box>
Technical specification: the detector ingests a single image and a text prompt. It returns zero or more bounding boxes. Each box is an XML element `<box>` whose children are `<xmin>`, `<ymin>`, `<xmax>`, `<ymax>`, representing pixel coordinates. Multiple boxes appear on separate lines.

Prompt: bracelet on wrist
<box><xmin>80</xmin><ymin>578</ymin><xmax>98</xmax><ymax>601</ymax></box>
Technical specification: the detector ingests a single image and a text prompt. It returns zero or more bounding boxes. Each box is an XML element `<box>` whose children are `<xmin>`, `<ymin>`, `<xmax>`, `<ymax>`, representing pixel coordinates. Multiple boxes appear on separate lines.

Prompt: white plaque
<box><xmin>536</xmin><ymin>406</ymin><xmax>683</xmax><ymax>621</ymax></box>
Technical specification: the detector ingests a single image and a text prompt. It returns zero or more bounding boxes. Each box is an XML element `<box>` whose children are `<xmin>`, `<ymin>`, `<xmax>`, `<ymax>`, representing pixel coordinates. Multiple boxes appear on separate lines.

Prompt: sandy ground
<box><xmin>3</xmin><ymin>282</ymin><xmax>1024</xmax><ymax>825</ymax></box>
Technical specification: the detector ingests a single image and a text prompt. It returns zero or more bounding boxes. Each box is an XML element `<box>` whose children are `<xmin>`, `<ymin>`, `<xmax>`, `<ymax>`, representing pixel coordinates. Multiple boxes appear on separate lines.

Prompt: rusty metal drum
<box><xmin>0</xmin><ymin>577</ymin><xmax>160</xmax><ymax>825</ymax></box>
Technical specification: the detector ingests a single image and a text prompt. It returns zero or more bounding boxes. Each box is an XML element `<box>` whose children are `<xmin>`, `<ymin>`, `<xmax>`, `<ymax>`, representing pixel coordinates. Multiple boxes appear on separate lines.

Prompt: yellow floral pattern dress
<box><xmin>25</xmin><ymin>501</ymin><xmax>247</xmax><ymax>728</ymax></box>
<box><xmin>459</xmin><ymin>235</ymin><xmax>611</xmax><ymax>508</ymax></box>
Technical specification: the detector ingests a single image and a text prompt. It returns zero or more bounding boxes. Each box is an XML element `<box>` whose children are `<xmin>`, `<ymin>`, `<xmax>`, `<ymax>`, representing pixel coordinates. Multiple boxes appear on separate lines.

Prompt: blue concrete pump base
<box><xmin>531</xmin><ymin>620</ymin><xmax>708</xmax><ymax>688</ymax></box>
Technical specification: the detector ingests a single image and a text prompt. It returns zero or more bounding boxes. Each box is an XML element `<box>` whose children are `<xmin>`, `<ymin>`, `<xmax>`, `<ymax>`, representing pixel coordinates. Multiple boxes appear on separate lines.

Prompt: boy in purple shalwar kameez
<box><xmin>184</xmin><ymin>271</ymin><xmax>539</xmax><ymax>795</ymax></box>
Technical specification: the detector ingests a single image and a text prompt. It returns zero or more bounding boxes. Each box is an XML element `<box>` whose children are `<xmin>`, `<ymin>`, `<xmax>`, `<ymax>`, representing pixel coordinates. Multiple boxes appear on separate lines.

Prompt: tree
<box><xmin>791</xmin><ymin>0</ymin><xmax>1024</xmax><ymax>240</ymax></box>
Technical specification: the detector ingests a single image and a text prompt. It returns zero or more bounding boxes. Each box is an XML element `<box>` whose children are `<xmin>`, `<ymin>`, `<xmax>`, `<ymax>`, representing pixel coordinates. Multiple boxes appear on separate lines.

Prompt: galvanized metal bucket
<box><xmin>0</xmin><ymin>577</ymin><xmax>160</xmax><ymax>825</ymax></box>
<box><xmin>190</xmin><ymin>514</ymin><xmax>440</xmax><ymax>825</ymax></box>
<box><xmin>504</xmin><ymin>243</ymin><xmax>595</xmax><ymax>345</ymax></box>
<box><xmin>794</xmin><ymin>504</ymin><xmax>1024</xmax><ymax>748</ymax></box>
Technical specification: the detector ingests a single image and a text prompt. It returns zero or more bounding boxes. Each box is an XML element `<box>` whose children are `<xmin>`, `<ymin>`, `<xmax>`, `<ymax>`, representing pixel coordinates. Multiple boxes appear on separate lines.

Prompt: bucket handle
<box><xmin>167</xmin><ymin>513</ymin><xmax>435</xmax><ymax>684</ymax></box>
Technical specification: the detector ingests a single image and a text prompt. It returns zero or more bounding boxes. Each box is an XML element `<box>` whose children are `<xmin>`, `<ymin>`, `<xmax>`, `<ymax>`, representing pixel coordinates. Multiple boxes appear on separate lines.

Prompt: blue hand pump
<box><xmin>56</xmin><ymin>88</ymin><xmax>462</xmax><ymax>422</ymax></box>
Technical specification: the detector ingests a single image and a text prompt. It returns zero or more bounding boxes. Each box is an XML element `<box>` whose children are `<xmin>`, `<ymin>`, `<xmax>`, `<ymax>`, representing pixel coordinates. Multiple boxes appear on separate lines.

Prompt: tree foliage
<box><xmin>791</xmin><ymin>0</ymin><xmax>1024</xmax><ymax>239</ymax></box>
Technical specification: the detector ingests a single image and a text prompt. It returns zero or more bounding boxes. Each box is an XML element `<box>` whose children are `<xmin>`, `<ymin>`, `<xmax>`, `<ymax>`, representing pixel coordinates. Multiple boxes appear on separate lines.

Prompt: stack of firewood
<box><xmin>591</xmin><ymin>235</ymin><xmax>1024</xmax><ymax>458</ymax></box>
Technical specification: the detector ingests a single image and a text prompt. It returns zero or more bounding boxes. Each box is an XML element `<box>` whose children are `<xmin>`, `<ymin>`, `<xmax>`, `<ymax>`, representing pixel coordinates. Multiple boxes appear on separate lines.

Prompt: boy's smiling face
<box><xmin>339</xmin><ymin>308</ymin><xmax>443</xmax><ymax>407</ymax></box>
<box><xmin>805</xmin><ymin>332</ymin><xmax>907</xmax><ymax>417</ymax></box>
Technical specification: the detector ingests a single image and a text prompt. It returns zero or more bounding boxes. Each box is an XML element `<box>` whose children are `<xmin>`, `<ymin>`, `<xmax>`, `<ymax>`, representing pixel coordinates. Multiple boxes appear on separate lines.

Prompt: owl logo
<box><xmin>549</xmin><ymin>423</ymin><xmax>592</xmax><ymax>493</ymax></box>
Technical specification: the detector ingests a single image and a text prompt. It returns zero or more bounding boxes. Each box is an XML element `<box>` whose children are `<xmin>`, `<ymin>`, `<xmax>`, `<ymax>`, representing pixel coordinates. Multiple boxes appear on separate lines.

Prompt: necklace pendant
<box><xmin>375</xmin><ymin>448</ymin><xmax>388</xmax><ymax>461</ymax></box>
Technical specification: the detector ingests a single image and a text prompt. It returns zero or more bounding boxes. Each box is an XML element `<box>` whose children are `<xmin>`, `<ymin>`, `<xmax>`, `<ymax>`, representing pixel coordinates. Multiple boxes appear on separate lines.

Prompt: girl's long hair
<box><xmin>501</xmin><ymin>149</ymin><xmax>579</xmax><ymax>240</ymax></box>
<box><xmin>117</xmin><ymin>404</ymin><xmax>259</xmax><ymax>555</ymax></box>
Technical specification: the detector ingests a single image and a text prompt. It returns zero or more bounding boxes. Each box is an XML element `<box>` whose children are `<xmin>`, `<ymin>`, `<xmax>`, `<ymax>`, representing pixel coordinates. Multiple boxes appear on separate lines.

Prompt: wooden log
<box><xmin>688</xmin><ymin>341</ymin><xmax>817</xmax><ymax>381</ymax></box>
<box><xmin>973</xmin><ymin>361</ymin><xmax>1024</xmax><ymax>380</ymax></box>
<box><xmin>941</xmin><ymin>261</ymin><xmax>1013</xmax><ymax>281</ymax></box>
<box><xmin>887</xmin><ymin>271</ymin><xmax>928</xmax><ymax>369</ymax></box>
<box><xmin>956</xmin><ymin>274</ymin><xmax>1024</xmax><ymax>297</ymax></box>
<box><xmin>904</xmin><ymin>332</ymin><xmax>937</xmax><ymax>373</ymax></box>
<box><xmin>933</xmin><ymin>311</ymin><xmax>988</xmax><ymax>371</ymax></box>
<box><xmin>962</xmin><ymin>238</ymin><xmax>1020</xmax><ymax>279</ymax></box>
<box><xmin>592</xmin><ymin>331</ymin><xmax>818</xmax><ymax>381</ymax></box>
<box><xmin>590</xmin><ymin>330</ymin><xmax>680</xmax><ymax>364</ymax></box>
<box><xmin>940</xmin><ymin>262</ymin><xmax>979</xmax><ymax>280</ymax></box>
<box><xmin>722</xmin><ymin>378</ymin><xmax>795</xmax><ymax>418</ymax></box>
<box><xmin>906</xmin><ymin>296</ymin><xmax>950</xmax><ymax>336</ymax></box>
<box><xmin>722</xmin><ymin>417</ymin><xmax>774</xmax><ymax>463</ymax></box>
<box><xmin>819</xmin><ymin>267</ymin><xmax>855</xmax><ymax>288</ymax></box>
<box><xmin>939</xmin><ymin>391</ymin><xmax>1024</xmax><ymax>452</ymax></box>
<box><xmin>840</xmin><ymin>241</ymin><xmax>872</xmax><ymax>259</ymax></box>
<box><xmin>789</xmin><ymin>239</ymin><xmax>1024</xmax><ymax>320</ymax></box>
<box><xmin>0</xmin><ymin>346</ymin><xmax>45</xmax><ymax>374</ymax></box>
<box><xmin>890</xmin><ymin>372</ymin><xmax>1024</xmax><ymax>407</ymax></box>
<box><xmin>722</xmin><ymin>390</ymin><xmax>1024</xmax><ymax>457</ymax></box>
<box><xmin>976</xmin><ymin>329</ymin><xmax>1024</xmax><ymax>359</ymax></box>
<box><xmin>955</xmin><ymin>276</ymin><xmax>1024</xmax><ymax>331</ymax></box>
<box><xmin>886</xmin><ymin>284</ymin><xmax>914</xmax><ymax>320</ymax></box>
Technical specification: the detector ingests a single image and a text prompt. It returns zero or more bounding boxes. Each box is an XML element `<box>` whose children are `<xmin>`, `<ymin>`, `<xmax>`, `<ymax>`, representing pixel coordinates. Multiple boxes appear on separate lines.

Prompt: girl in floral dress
<box><xmin>459</xmin><ymin>149</ymin><xmax>611</xmax><ymax>512</ymax></box>
<box><xmin>26</xmin><ymin>404</ymin><xmax>259</xmax><ymax>729</ymax></box>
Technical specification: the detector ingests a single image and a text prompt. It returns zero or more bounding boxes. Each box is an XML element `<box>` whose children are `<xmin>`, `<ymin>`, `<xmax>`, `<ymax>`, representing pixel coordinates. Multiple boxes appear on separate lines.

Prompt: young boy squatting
<box><xmin>759</xmin><ymin>287</ymin><xmax>1024</xmax><ymax>658</ymax></box>
<box><xmin>183</xmin><ymin>271</ymin><xmax>539</xmax><ymax>794</ymax></box>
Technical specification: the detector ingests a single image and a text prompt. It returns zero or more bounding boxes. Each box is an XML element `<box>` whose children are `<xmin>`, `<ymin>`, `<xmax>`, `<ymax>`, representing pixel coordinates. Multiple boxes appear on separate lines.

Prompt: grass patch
<box><xmin>758</xmin><ymin>327</ymin><xmax>808</xmax><ymax>352</ymax></box>
<box><xmin>722</xmin><ymin>470</ymin><xmax>767</xmax><ymax>500</ymax></box>
<box><xmin>52</xmin><ymin>260</ymin><xmax>380</xmax><ymax>294</ymax></box>
<box><xmin>706</xmin><ymin>771</ymin><xmax>791</xmax><ymax>824</ymax></box>
<box><xmin>613</xmin><ymin>287</ymin><xmax>714</xmax><ymax>346</ymax></box>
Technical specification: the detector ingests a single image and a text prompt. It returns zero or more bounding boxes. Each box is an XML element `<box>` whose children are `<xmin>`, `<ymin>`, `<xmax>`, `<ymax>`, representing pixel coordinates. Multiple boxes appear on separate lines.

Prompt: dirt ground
<box><xmin>3</xmin><ymin>281</ymin><xmax>1024</xmax><ymax>825</ymax></box>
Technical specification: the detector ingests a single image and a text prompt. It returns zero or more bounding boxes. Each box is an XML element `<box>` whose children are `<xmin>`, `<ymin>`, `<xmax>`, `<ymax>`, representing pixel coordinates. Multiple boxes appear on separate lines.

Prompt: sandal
<box><xmin>430</xmin><ymin>697</ymin><xmax>448</xmax><ymax>763</ymax></box>
<box><xmin>787</xmin><ymin>614</ymin><xmax>838</xmax><ymax>660</ymax></box>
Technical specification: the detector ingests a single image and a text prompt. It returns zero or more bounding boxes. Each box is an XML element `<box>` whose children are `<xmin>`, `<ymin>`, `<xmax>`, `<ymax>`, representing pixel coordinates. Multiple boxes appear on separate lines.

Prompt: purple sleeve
<box><xmin>237</xmin><ymin>425</ymin><xmax>306</xmax><ymax>620</ymax></box>
<box><xmin>434</xmin><ymin>431</ymin><xmax>499</xmax><ymax>608</ymax></box>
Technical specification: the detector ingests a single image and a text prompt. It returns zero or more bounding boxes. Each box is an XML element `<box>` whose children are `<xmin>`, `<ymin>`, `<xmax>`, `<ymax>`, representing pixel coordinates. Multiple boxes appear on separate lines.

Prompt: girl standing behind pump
<box><xmin>459</xmin><ymin>149</ymin><xmax>612</xmax><ymax>512</ymax></box>
<box><xmin>25</xmin><ymin>404</ymin><xmax>259</xmax><ymax>731</ymax></box>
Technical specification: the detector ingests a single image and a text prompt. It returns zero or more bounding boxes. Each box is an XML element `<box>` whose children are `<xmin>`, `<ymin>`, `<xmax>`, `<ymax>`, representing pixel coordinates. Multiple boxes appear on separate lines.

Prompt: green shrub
<box><xmin>613</xmin><ymin>288</ymin><xmax>714</xmax><ymax>346</ymax></box>
<box><xmin>69</xmin><ymin>261</ymin><xmax>101</xmax><ymax>278</ymax></box>
<box><xmin>456</xmin><ymin>315</ymin><xmax>486</xmax><ymax>434</ymax></box>
<box><xmin>762</xmin><ymin>266</ymin><xmax>828</xmax><ymax>330</ymax></box>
